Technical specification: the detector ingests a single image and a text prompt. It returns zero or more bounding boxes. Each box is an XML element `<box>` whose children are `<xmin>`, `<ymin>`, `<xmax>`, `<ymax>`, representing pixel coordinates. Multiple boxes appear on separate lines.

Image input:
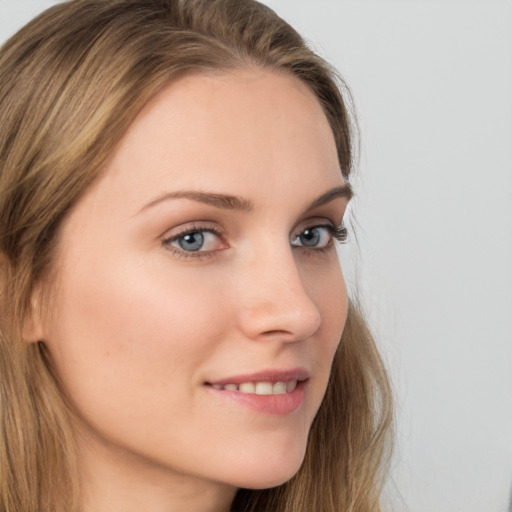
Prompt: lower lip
<box><xmin>206</xmin><ymin>381</ymin><xmax>306</xmax><ymax>415</ymax></box>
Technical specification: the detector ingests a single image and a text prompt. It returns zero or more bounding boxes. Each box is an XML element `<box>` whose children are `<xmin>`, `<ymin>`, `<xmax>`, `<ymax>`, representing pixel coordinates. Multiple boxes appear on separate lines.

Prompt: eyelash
<box><xmin>314</xmin><ymin>224</ymin><xmax>348</xmax><ymax>245</ymax></box>
<box><xmin>161</xmin><ymin>222</ymin><xmax>348</xmax><ymax>261</ymax></box>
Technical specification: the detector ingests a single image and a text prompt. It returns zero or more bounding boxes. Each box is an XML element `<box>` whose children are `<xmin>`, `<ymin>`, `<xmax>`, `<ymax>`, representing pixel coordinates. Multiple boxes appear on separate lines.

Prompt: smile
<box><xmin>204</xmin><ymin>368</ymin><xmax>309</xmax><ymax>414</ymax></box>
<box><xmin>208</xmin><ymin>380</ymin><xmax>298</xmax><ymax>395</ymax></box>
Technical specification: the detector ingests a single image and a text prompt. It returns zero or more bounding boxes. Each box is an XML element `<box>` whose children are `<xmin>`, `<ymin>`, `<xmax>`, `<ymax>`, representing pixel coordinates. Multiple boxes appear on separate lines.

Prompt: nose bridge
<box><xmin>237</xmin><ymin>241</ymin><xmax>322</xmax><ymax>342</ymax></box>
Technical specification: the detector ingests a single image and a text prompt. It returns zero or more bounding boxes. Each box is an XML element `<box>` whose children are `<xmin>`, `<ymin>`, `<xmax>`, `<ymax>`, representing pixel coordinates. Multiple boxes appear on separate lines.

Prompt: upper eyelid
<box><xmin>293</xmin><ymin>217</ymin><xmax>340</xmax><ymax>235</ymax></box>
<box><xmin>160</xmin><ymin>221</ymin><xmax>224</xmax><ymax>240</ymax></box>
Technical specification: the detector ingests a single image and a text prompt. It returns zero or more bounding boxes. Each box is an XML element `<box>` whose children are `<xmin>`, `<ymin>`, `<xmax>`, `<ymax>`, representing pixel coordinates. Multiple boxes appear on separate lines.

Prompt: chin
<box><xmin>225</xmin><ymin>445</ymin><xmax>307</xmax><ymax>490</ymax></box>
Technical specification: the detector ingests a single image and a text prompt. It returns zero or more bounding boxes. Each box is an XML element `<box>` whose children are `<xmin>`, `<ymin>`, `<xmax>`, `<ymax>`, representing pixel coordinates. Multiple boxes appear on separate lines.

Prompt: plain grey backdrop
<box><xmin>1</xmin><ymin>1</ymin><xmax>511</xmax><ymax>511</ymax></box>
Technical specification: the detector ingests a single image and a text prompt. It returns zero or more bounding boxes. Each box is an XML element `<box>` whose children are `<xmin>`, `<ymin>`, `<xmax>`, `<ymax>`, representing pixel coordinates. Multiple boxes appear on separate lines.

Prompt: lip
<box><xmin>205</xmin><ymin>367</ymin><xmax>310</xmax><ymax>387</ymax></box>
<box><xmin>205</xmin><ymin>367</ymin><xmax>309</xmax><ymax>416</ymax></box>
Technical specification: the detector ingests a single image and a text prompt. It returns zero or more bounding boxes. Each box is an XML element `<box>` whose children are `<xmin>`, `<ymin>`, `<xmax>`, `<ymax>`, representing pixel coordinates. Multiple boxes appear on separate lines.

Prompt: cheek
<box><xmin>305</xmin><ymin>255</ymin><xmax>347</xmax><ymax>345</ymax></box>
<box><xmin>300</xmin><ymin>256</ymin><xmax>348</xmax><ymax>402</ymax></box>
<box><xmin>44</xmin><ymin>254</ymin><xmax>229</xmax><ymax>427</ymax></box>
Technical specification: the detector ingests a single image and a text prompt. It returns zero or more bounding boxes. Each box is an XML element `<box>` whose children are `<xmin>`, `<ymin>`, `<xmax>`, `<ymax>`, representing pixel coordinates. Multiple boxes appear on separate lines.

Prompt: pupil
<box><xmin>178</xmin><ymin>232</ymin><xmax>204</xmax><ymax>251</ymax></box>
<box><xmin>301</xmin><ymin>228</ymin><xmax>320</xmax><ymax>246</ymax></box>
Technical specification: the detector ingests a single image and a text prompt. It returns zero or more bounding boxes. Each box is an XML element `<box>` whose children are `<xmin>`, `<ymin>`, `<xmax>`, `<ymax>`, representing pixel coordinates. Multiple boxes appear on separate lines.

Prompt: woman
<box><xmin>0</xmin><ymin>1</ymin><xmax>392</xmax><ymax>511</ymax></box>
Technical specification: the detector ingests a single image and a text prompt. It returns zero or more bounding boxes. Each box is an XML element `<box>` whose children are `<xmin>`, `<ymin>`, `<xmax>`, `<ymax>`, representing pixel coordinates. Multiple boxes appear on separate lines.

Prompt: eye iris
<box><xmin>300</xmin><ymin>228</ymin><xmax>321</xmax><ymax>247</ymax></box>
<box><xmin>178</xmin><ymin>232</ymin><xmax>204</xmax><ymax>251</ymax></box>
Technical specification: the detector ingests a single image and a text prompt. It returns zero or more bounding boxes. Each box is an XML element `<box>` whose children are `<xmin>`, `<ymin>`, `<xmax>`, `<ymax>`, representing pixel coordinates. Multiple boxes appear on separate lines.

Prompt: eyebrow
<box><xmin>140</xmin><ymin>190</ymin><xmax>254</xmax><ymax>213</ymax></box>
<box><xmin>307</xmin><ymin>183</ymin><xmax>353</xmax><ymax>209</ymax></box>
<box><xmin>139</xmin><ymin>183</ymin><xmax>352</xmax><ymax>214</ymax></box>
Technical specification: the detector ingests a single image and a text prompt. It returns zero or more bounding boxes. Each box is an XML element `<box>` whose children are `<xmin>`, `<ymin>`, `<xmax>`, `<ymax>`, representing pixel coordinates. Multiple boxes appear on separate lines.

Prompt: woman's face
<box><xmin>37</xmin><ymin>70</ymin><xmax>349</xmax><ymax>495</ymax></box>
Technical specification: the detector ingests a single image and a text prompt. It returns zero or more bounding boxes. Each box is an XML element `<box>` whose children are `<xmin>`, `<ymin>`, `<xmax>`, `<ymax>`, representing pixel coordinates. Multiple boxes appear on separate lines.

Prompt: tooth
<box><xmin>239</xmin><ymin>382</ymin><xmax>255</xmax><ymax>394</ymax></box>
<box><xmin>219</xmin><ymin>380</ymin><xmax>298</xmax><ymax>394</ymax></box>
<box><xmin>273</xmin><ymin>382</ymin><xmax>287</xmax><ymax>394</ymax></box>
<box><xmin>286</xmin><ymin>380</ymin><xmax>297</xmax><ymax>392</ymax></box>
<box><xmin>255</xmin><ymin>382</ymin><xmax>273</xmax><ymax>395</ymax></box>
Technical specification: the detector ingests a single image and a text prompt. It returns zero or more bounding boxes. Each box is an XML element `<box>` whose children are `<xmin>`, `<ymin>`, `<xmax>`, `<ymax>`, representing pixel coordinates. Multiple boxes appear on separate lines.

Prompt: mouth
<box><xmin>204</xmin><ymin>368</ymin><xmax>309</xmax><ymax>415</ymax></box>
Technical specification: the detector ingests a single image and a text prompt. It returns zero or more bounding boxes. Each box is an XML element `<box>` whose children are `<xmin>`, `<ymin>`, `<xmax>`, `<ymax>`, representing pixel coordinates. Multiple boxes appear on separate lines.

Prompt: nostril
<box><xmin>260</xmin><ymin>329</ymin><xmax>294</xmax><ymax>337</ymax></box>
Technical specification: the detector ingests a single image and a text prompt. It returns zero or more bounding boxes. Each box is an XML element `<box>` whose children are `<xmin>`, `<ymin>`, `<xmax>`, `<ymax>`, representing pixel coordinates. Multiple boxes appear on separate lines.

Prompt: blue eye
<box><xmin>177</xmin><ymin>232</ymin><xmax>205</xmax><ymax>252</ymax></box>
<box><xmin>163</xmin><ymin>222</ymin><xmax>347</xmax><ymax>260</ymax></box>
<box><xmin>298</xmin><ymin>228</ymin><xmax>324</xmax><ymax>247</ymax></box>
<box><xmin>292</xmin><ymin>226</ymin><xmax>332</xmax><ymax>248</ymax></box>
<box><xmin>164</xmin><ymin>227</ymin><xmax>225</xmax><ymax>255</ymax></box>
<box><xmin>292</xmin><ymin>224</ymin><xmax>347</xmax><ymax>249</ymax></box>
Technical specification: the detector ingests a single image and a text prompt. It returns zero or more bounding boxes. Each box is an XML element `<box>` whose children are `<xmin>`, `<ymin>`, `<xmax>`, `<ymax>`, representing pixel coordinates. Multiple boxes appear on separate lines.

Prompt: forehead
<box><xmin>116</xmin><ymin>69</ymin><xmax>338</xmax><ymax>182</ymax></box>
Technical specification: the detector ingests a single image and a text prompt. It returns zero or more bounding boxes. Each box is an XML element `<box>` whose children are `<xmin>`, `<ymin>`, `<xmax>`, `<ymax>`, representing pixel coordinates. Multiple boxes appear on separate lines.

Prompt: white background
<box><xmin>1</xmin><ymin>1</ymin><xmax>511</xmax><ymax>511</ymax></box>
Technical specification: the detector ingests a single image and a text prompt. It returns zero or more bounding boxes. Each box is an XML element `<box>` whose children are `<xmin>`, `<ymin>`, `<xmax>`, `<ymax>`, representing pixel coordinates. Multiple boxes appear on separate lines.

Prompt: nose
<box><xmin>236</xmin><ymin>245</ymin><xmax>322</xmax><ymax>343</ymax></box>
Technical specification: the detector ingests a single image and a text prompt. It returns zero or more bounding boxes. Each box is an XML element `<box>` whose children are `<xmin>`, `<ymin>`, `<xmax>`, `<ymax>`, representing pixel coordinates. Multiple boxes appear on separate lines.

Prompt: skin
<box><xmin>30</xmin><ymin>69</ymin><xmax>350</xmax><ymax>512</ymax></box>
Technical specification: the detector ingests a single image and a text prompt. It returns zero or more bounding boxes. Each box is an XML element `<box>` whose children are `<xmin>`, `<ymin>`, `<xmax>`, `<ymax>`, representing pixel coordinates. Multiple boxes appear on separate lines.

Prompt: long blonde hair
<box><xmin>0</xmin><ymin>1</ymin><xmax>392</xmax><ymax>510</ymax></box>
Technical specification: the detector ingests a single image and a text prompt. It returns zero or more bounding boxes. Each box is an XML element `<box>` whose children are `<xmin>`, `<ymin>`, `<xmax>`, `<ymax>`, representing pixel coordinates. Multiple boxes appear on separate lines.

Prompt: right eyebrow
<box><xmin>138</xmin><ymin>190</ymin><xmax>254</xmax><ymax>214</ymax></box>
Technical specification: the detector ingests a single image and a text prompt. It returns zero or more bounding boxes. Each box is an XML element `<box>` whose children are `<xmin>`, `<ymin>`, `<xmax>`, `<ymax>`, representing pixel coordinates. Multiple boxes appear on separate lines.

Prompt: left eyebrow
<box><xmin>307</xmin><ymin>183</ymin><xmax>353</xmax><ymax>210</ymax></box>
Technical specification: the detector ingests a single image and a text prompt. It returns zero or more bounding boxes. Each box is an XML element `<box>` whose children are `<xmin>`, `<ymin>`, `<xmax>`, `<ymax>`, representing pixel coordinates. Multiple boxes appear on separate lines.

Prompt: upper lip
<box><xmin>206</xmin><ymin>367</ymin><xmax>310</xmax><ymax>386</ymax></box>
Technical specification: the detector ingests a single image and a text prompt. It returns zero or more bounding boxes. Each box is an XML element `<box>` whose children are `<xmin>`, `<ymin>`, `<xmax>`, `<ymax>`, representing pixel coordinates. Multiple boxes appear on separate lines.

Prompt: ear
<box><xmin>22</xmin><ymin>286</ymin><xmax>46</xmax><ymax>343</ymax></box>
